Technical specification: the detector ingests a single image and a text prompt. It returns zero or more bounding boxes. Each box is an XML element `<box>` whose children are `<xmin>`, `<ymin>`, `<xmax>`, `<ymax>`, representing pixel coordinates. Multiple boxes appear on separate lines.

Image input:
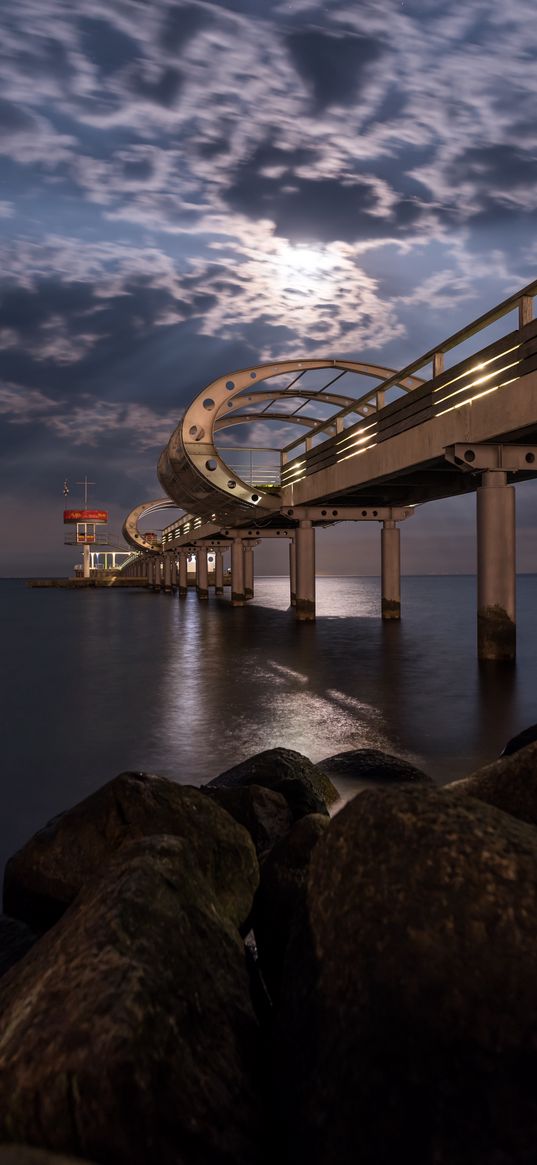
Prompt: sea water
<box><xmin>2</xmin><ymin>575</ymin><xmax>536</xmax><ymax>876</ymax></box>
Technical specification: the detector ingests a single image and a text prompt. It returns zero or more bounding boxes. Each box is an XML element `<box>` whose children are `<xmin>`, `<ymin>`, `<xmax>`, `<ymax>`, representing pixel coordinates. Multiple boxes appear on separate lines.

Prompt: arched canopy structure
<box><xmin>158</xmin><ymin>358</ymin><xmax>422</xmax><ymax>527</ymax></box>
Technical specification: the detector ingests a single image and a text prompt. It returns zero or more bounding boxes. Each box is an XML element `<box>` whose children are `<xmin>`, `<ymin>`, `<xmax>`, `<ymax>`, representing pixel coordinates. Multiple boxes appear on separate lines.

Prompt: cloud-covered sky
<box><xmin>1</xmin><ymin>0</ymin><xmax>536</xmax><ymax>574</ymax></box>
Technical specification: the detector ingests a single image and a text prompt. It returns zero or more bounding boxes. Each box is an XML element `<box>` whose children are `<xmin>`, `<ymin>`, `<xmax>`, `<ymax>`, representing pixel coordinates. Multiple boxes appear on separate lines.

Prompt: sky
<box><xmin>0</xmin><ymin>0</ymin><xmax>536</xmax><ymax>576</ymax></box>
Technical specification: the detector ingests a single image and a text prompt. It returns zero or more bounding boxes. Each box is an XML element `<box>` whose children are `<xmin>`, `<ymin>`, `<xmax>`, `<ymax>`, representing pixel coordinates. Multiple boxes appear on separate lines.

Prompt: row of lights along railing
<box><xmin>280</xmin><ymin>281</ymin><xmax>537</xmax><ymax>480</ymax></box>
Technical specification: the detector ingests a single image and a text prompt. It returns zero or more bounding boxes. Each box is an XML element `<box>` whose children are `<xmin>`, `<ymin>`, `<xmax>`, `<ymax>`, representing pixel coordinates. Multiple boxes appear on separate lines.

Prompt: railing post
<box><xmin>231</xmin><ymin>538</ymin><xmax>245</xmax><ymax>606</ymax></box>
<box><xmin>381</xmin><ymin>521</ymin><xmax>401</xmax><ymax>620</ymax></box>
<box><xmin>433</xmin><ymin>351</ymin><xmax>444</xmax><ymax>378</ymax></box>
<box><xmin>295</xmin><ymin>521</ymin><xmax>315</xmax><ymax>622</ymax></box>
<box><xmin>519</xmin><ymin>296</ymin><xmax>533</xmax><ymax>328</ymax></box>
<box><xmin>477</xmin><ymin>471</ymin><xmax>516</xmax><ymax>660</ymax></box>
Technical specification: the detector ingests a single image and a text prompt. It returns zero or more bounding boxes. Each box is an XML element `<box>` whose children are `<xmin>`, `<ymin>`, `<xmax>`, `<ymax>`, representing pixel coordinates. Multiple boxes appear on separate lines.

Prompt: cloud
<box><xmin>0</xmin><ymin>382</ymin><xmax>59</xmax><ymax>422</ymax></box>
<box><xmin>285</xmin><ymin>28</ymin><xmax>384</xmax><ymax>111</ymax></box>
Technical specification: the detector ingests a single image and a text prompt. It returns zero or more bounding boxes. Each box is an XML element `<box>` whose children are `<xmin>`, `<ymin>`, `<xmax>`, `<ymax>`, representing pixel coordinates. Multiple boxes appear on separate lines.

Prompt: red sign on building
<box><xmin>63</xmin><ymin>510</ymin><xmax>108</xmax><ymax>523</ymax></box>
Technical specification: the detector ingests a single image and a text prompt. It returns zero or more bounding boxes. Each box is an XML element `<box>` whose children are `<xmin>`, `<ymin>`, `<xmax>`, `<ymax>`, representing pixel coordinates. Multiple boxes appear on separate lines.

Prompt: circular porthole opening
<box><xmin>206</xmin><ymin>459</ymin><xmax>218</xmax><ymax>472</ymax></box>
<box><xmin>251</xmin><ymin>494</ymin><xmax>260</xmax><ymax>502</ymax></box>
<box><xmin>526</xmin><ymin>452</ymin><xmax>535</xmax><ymax>464</ymax></box>
<box><xmin>228</xmin><ymin>480</ymin><xmax>237</xmax><ymax>489</ymax></box>
<box><xmin>464</xmin><ymin>449</ymin><xmax>476</xmax><ymax>462</ymax></box>
<box><xmin>189</xmin><ymin>425</ymin><xmax>198</xmax><ymax>437</ymax></box>
<box><xmin>203</xmin><ymin>398</ymin><xmax>215</xmax><ymax>411</ymax></box>
<box><xmin>250</xmin><ymin>371</ymin><xmax>257</xmax><ymax>379</ymax></box>
<box><xmin>226</xmin><ymin>380</ymin><xmax>235</xmax><ymax>391</ymax></box>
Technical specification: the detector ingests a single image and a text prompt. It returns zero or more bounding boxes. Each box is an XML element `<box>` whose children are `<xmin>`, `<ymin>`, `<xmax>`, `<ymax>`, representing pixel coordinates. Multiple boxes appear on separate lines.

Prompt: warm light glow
<box><xmin>277</xmin><ymin>244</ymin><xmax>339</xmax><ymax>293</ymax></box>
<box><xmin>338</xmin><ymin>442</ymin><xmax>378</xmax><ymax>463</ymax></box>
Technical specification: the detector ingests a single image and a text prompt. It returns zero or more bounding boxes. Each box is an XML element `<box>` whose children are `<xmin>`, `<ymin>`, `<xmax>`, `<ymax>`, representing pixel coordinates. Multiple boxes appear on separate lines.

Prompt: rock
<box><xmin>0</xmin><ymin>915</ymin><xmax>37</xmax><ymax>978</ymax></box>
<box><xmin>278</xmin><ymin>786</ymin><xmax>537</xmax><ymax>1165</ymax></box>
<box><xmin>3</xmin><ymin>772</ymin><xmax>258</xmax><ymax>932</ymax></box>
<box><xmin>253</xmin><ymin>814</ymin><xmax>328</xmax><ymax>997</ymax></box>
<box><xmin>269</xmin><ymin>777</ymin><xmax>328</xmax><ymax>821</ymax></box>
<box><xmin>0</xmin><ymin>1149</ymin><xmax>96</xmax><ymax>1164</ymax></box>
<box><xmin>0</xmin><ymin>835</ymin><xmax>263</xmax><ymax>1165</ymax></box>
<box><xmin>208</xmin><ymin>748</ymin><xmax>338</xmax><ymax>819</ymax></box>
<box><xmin>447</xmin><ymin>740</ymin><xmax>537</xmax><ymax>826</ymax></box>
<box><xmin>501</xmin><ymin>722</ymin><xmax>537</xmax><ymax>756</ymax></box>
<box><xmin>317</xmin><ymin>747</ymin><xmax>431</xmax><ymax>788</ymax></box>
<box><xmin>202</xmin><ymin>784</ymin><xmax>292</xmax><ymax>863</ymax></box>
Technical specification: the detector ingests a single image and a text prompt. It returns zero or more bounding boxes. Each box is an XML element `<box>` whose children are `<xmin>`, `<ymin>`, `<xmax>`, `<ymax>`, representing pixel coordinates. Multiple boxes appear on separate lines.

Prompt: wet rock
<box><xmin>278</xmin><ymin>786</ymin><xmax>537</xmax><ymax>1165</ymax></box>
<box><xmin>447</xmin><ymin>740</ymin><xmax>537</xmax><ymax>826</ymax></box>
<box><xmin>0</xmin><ymin>835</ymin><xmax>263</xmax><ymax>1165</ymax></box>
<box><xmin>501</xmin><ymin>722</ymin><xmax>537</xmax><ymax>756</ymax></box>
<box><xmin>253</xmin><ymin>814</ymin><xmax>328</xmax><ymax>998</ymax></box>
<box><xmin>0</xmin><ymin>915</ymin><xmax>37</xmax><ymax>978</ymax></box>
<box><xmin>3</xmin><ymin>773</ymin><xmax>258</xmax><ymax>932</ymax></box>
<box><xmin>0</xmin><ymin>1150</ymin><xmax>95</xmax><ymax>1164</ymax></box>
<box><xmin>270</xmin><ymin>776</ymin><xmax>328</xmax><ymax>821</ymax></box>
<box><xmin>208</xmin><ymin>747</ymin><xmax>338</xmax><ymax>819</ymax></box>
<box><xmin>317</xmin><ymin>747</ymin><xmax>431</xmax><ymax>788</ymax></box>
<box><xmin>203</xmin><ymin>784</ymin><xmax>292</xmax><ymax>863</ymax></box>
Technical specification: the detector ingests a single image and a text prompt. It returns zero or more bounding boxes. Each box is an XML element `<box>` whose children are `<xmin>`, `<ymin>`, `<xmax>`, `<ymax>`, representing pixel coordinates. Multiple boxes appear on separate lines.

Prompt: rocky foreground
<box><xmin>1</xmin><ymin>741</ymin><xmax>537</xmax><ymax>1164</ymax></box>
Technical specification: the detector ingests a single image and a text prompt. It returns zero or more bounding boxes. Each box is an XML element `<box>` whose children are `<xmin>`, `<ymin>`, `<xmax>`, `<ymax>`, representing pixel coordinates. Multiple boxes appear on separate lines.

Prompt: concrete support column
<box><xmin>178</xmin><ymin>552</ymin><xmax>188</xmax><ymax>598</ymax></box>
<box><xmin>215</xmin><ymin>550</ymin><xmax>224</xmax><ymax>595</ymax></box>
<box><xmin>477</xmin><ymin>471</ymin><xmax>516</xmax><ymax>660</ymax></box>
<box><xmin>171</xmin><ymin>558</ymin><xmax>178</xmax><ymax>591</ymax></box>
<box><xmin>151</xmin><ymin>557</ymin><xmax>159</xmax><ymax>591</ymax></box>
<box><xmin>381</xmin><ymin>521</ymin><xmax>401</xmax><ymax>620</ymax></box>
<box><xmin>83</xmin><ymin>544</ymin><xmax>91</xmax><ymax>579</ymax></box>
<box><xmin>231</xmin><ymin>538</ymin><xmax>245</xmax><ymax>606</ymax></box>
<box><xmin>295</xmin><ymin>521</ymin><xmax>315</xmax><ymax>621</ymax></box>
<box><xmin>163</xmin><ymin>554</ymin><xmax>172</xmax><ymax>593</ymax></box>
<box><xmin>289</xmin><ymin>539</ymin><xmax>296</xmax><ymax>607</ymax></box>
<box><xmin>244</xmin><ymin>544</ymin><xmax>254</xmax><ymax>600</ymax></box>
<box><xmin>196</xmin><ymin>547</ymin><xmax>209</xmax><ymax>599</ymax></box>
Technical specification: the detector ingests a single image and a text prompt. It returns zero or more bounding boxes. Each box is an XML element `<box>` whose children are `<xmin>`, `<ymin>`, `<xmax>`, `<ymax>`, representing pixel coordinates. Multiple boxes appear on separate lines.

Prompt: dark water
<box><xmin>2</xmin><ymin>575</ymin><xmax>537</xmax><ymax>877</ymax></box>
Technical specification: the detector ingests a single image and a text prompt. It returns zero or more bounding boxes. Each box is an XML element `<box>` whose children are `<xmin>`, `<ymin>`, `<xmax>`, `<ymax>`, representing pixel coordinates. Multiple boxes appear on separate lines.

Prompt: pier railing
<box><xmin>217</xmin><ymin>446</ymin><xmax>281</xmax><ymax>487</ymax></box>
<box><xmin>281</xmin><ymin>280</ymin><xmax>537</xmax><ymax>486</ymax></box>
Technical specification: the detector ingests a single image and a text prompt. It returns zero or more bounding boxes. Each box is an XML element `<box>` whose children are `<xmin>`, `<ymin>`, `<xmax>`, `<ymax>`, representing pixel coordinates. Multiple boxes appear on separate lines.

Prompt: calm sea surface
<box><xmin>2</xmin><ymin>575</ymin><xmax>537</xmax><ymax>878</ymax></box>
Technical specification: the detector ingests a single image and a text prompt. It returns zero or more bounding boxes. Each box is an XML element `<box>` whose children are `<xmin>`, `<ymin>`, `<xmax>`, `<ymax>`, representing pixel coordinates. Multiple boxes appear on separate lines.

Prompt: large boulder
<box><xmin>0</xmin><ymin>916</ymin><xmax>37</xmax><ymax>978</ymax></box>
<box><xmin>207</xmin><ymin>748</ymin><xmax>338</xmax><ymax>819</ymax></box>
<box><xmin>447</xmin><ymin>740</ymin><xmax>537</xmax><ymax>826</ymax></box>
<box><xmin>277</xmin><ymin>786</ymin><xmax>537</xmax><ymax>1165</ymax></box>
<box><xmin>317</xmin><ymin>747</ymin><xmax>431</xmax><ymax>789</ymax></box>
<box><xmin>253</xmin><ymin>814</ymin><xmax>328</xmax><ymax>997</ymax></box>
<box><xmin>501</xmin><ymin>722</ymin><xmax>537</xmax><ymax>756</ymax></box>
<box><xmin>4</xmin><ymin>772</ymin><xmax>258</xmax><ymax>931</ymax></box>
<box><xmin>0</xmin><ymin>834</ymin><xmax>263</xmax><ymax>1165</ymax></box>
<box><xmin>202</xmin><ymin>785</ymin><xmax>292</xmax><ymax>863</ymax></box>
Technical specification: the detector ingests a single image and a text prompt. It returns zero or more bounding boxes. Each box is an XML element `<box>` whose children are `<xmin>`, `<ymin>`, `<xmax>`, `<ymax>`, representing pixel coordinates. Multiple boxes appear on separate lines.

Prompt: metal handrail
<box><xmin>281</xmin><ymin>280</ymin><xmax>537</xmax><ymax>460</ymax></box>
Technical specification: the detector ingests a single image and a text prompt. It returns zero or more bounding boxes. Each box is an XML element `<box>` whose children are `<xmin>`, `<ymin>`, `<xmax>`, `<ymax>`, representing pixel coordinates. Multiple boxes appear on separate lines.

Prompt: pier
<box><xmin>121</xmin><ymin>280</ymin><xmax>537</xmax><ymax>661</ymax></box>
